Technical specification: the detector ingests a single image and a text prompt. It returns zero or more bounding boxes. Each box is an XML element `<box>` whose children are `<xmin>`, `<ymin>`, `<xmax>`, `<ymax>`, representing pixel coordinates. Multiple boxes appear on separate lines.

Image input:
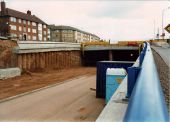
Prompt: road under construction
<box><xmin>0</xmin><ymin>40</ymin><xmax>169</xmax><ymax>122</ymax></box>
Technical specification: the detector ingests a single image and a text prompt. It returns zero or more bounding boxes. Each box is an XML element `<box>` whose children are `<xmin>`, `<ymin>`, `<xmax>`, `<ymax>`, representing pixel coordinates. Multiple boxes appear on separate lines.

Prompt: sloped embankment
<box><xmin>0</xmin><ymin>40</ymin><xmax>18</xmax><ymax>68</ymax></box>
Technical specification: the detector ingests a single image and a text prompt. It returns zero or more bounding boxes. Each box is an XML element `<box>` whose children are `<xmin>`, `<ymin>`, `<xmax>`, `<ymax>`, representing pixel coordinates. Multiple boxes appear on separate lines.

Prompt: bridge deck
<box><xmin>84</xmin><ymin>45</ymin><xmax>138</xmax><ymax>51</ymax></box>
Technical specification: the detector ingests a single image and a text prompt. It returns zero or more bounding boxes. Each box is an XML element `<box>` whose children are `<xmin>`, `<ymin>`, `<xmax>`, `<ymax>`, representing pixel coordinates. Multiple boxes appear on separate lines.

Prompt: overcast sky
<box><xmin>3</xmin><ymin>0</ymin><xmax>170</xmax><ymax>42</ymax></box>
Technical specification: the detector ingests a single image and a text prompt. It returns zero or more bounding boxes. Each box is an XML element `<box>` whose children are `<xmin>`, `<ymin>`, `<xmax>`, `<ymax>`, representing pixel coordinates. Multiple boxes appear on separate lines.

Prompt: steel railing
<box><xmin>124</xmin><ymin>42</ymin><xmax>169</xmax><ymax>122</ymax></box>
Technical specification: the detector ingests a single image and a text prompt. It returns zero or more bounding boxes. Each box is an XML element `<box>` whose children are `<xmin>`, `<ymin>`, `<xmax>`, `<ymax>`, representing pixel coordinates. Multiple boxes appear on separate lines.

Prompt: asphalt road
<box><xmin>152</xmin><ymin>46</ymin><xmax>170</xmax><ymax>67</ymax></box>
<box><xmin>0</xmin><ymin>75</ymin><xmax>104</xmax><ymax>122</ymax></box>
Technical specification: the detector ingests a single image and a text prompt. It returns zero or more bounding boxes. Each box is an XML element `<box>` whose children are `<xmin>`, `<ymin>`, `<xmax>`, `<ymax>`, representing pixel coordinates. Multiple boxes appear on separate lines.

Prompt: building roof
<box><xmin>49</xmin><ymin>25</ymin><xmax>100</xmax><ymax>39</ymax></box>
<box><xmin>165</xmin><ymin>24</ymin><xmax>170</xmax><ymax>33</ymax></box>
<box><xmin>0</xmin><ymin>8</ymin><xmax>47</xmax><ymax>25</ymax></box>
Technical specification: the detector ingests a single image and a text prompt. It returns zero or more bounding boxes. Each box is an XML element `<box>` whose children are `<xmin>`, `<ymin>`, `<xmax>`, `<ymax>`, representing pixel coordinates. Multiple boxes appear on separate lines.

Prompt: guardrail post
<box><xmin>126</xmin><ymin>67</ymin><xmax>141</xmax><ymax>98</ymax></box>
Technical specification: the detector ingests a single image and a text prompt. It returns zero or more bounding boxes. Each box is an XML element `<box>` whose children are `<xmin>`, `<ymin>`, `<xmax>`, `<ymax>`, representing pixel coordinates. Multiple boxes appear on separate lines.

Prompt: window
<box><xmin>28</xmin><ymin>35</ymin><xmax>31</xmax><ymax>40</ymax></box>
<box><xmin>19</xmin><ymin>34</ymin><xmax>22</xmax><ymax>40</ymax></box>
<box><xmin>23</xmin><ymin>20</ymin><xmax>26</xmax><ymax>24</ymax></box>
<box><xmin>18</xmin><ymin>19</ymin><xmax>21</xmax><ymax>23</ymax></box>
<box><xmin>38</xmin><ymin>24</ymin><xmax>42</xmax><ymax>31</ymax></box>
<box><xmin>33</xmin><ymin>36</ymin><xmax>37</xmax><ymax>40</ymax></box>
<box><xmin>10</xmin><ymin>17</ymin><xmax>16</xmax><ymax>22</ymax></box>
<box><xmin>38</xmin><ymin>27</ymin><xmax>42</xmax><ymax>31</ymax></box>
<box><xmin>44</xmin><ymin>37</ymin><xmax>47</xmax><ymax>41</ymax></box>
<box><xmin>11</xmin><ymin>33</ymin><xmax>17</xmax><ymax>37</ymax></box>
<box><xmin>38</xmin><ymin>24</ymin><xmax>42</xmax><ymax>28</ymax></box>
<box><xmin>48</xmin><ymin>29</ymin><xmax>50</xmax><ymax>34</ymax></box>
<box><xmin>10</xmin><ymin>25</ymin><xmax>17</xmax><ymax>30</ymax></box>
<box><xmin>32</xmin><ymin>22</ymin><xmax>36</xmax><ymax>26</ymax></box>
<box><xmin>62</xmin><ymin>30</ymin><xmax>67</xmax><ymax>32</ymax></box>
<box><xmin>38</xmin><ymin>30</ymin><xmax>42</xmax><ymax>34</ymax></box>
<box><xmin>68</xmin><ymin>30</ymin><xmax>72</xmax><ymax>32</ymax></box>
<box><xmin>19</xmin><ymin>26</ymin><xmax>22</xmax><ymax>31</ymax></box>
<box><xmin>38</xmin><ymin>34</ymin><xmax>42</xmax><ymax>40</ymax></box>
<box><xmin>43</xmin><ymin>25</ymin><xmax>46</xmax><ymax>28</ymax></box>
<box><xmin>23</xmin><ymin>27</ymin><xmax>26</xmax><ymax>32</ymax></box>
<box><xmin>44</xmin><ymin>31</ymin><xmax>47</xmax><ymax>35</ymax></box>
<box><xmin>32</xmin><ymin>29</ymin><xmax>37</xmax><ymax>33</ymax></box>
<box><xmin>55</xmin><ymin>30</ymin><xmax>59</xmax><ymax>33</ymax></box>
<box><xmin>28</xmin><ymin>28</ymin><xmax>31</xmax><ymax>32</ymax></box>
<box><xmin>27</xmin><ymin>21</ymin><xmax>30</xmax><ymax>25</ymax></box>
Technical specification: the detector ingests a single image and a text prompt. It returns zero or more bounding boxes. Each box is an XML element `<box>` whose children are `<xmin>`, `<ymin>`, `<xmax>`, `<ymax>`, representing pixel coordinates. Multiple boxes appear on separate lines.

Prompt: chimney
<box><xmin>1</xmin><ymin>1</ymin><xmax>6</xmax><ymax>14</ymax></box>
<box><xmin>27</xmin><ymin>10</ymin><xmax>31</xmax><ymax>15</ymax></box>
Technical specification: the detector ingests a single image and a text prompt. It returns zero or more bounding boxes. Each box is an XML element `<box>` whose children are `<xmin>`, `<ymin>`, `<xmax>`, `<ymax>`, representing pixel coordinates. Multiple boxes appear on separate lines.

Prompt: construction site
<box><xmin>0</xmin><ymin>39</ymin><xmax>169</xmax><ymax>122</ymax></box>
<box><xmin>0</xmin><ymin>0</ymin><xmax>169</xmax><ymax>121</ymax></box>
<box><xmin>0</xmin><ymin>39</ymin><xmax>142</xmax><ymax>121</ymax></box>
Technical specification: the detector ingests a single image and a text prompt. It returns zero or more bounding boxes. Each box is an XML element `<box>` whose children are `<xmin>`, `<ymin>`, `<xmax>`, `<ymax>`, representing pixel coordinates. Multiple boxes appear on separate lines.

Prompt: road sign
<box><xmin>165</xmin><ymin>24</ymin><xmax>170</xmax><ymax>33</ymax></box>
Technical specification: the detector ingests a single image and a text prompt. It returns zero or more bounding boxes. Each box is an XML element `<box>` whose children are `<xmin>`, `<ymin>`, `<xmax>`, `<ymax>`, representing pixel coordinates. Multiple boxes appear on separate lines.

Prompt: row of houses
<box><xmin>0</xmin><ymin>1</ymin><xmax>100</xmax><ymax>42</ymax></box>
<box><xmin>50</xmin><ymin>25</ymin><xmax>100</xmax><ymax>43</ymax></box>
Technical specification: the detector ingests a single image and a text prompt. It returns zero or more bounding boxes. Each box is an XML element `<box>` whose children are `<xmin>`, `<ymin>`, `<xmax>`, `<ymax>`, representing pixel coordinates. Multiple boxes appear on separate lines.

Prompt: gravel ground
<box><xmin>152</xmin><ymin>49</ymin><xmax>170</xmax><ymax>111</ymax></box>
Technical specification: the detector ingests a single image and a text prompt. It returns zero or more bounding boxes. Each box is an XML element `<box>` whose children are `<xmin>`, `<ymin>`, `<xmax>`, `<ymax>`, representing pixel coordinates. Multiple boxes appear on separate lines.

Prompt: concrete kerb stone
<box><xmin>0</xmin><ymin>68</ymin><xmax>21</xmax><ymax>80</ymax></box>
<box><xmin>0</xmin><ymin>75</ymin><xmax>88</xmax><ymax>104</ymax></box>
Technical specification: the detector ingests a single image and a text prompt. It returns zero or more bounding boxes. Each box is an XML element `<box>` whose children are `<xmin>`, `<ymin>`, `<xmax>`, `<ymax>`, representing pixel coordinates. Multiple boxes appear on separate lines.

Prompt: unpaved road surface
<box><xmin>0</xmin><ymin>67</ymin><xmax>96</xmax><ymax>100</ymax></box>
<box><xmin>0</xmin><ymin>75</ymin><xmax>104</xmax><ymax>122</ymax></box>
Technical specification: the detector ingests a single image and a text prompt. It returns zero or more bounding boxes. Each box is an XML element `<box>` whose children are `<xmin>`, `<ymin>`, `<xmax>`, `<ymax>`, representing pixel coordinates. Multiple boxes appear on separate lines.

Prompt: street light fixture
<box><xmin>161</xmin><ymin>7</ymin><xmax>170</xmax><ymax>39</ymax></box>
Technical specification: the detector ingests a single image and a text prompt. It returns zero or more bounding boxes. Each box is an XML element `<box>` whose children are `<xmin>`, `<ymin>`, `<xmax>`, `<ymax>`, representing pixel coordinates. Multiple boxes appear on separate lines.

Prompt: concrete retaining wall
<box><xmin>0</xmin><ymin>41</ymin><xmax>82</xmax><ymax>72</ymax></box>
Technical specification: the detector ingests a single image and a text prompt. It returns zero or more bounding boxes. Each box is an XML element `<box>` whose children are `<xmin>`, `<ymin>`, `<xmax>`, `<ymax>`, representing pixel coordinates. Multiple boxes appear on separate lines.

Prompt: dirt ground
<box><xmin>0</xmin><ymin>67</ymin><xmax>96</xmax><ymax>100</ymax></box>
<box><xmin>0</xmin><ymin>40</ymin><xmax>17</xmax><ymax>68</ymax></box>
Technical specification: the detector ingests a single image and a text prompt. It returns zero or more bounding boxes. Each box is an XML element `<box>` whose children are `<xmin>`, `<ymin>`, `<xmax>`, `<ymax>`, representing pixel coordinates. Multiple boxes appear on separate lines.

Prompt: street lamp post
<box><xmin>161</xmin><ymin>7</ymin><xmax>170</xmax><ymax>39</ymax></box>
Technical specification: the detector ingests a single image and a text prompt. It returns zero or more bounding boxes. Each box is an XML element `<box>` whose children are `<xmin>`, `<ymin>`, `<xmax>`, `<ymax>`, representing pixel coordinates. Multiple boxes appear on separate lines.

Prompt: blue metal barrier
<box><xmin>139</xmin><ymin>42</ymin><xmax>147</xmax><ymax>66</ymax></box>
<box><xmin>127</xmin><ymin>42</ymin><xmax>147</xmax><ymax>98</ymax></box>
<box><xmin>124</xmin><ymin>43</ymin><xmax>169</xmax><ymax>122</ymax></box>
<box><xmin>126</xmin><ymin>67</ymin><xmax>141</xmax><ymax>98</ymax></box>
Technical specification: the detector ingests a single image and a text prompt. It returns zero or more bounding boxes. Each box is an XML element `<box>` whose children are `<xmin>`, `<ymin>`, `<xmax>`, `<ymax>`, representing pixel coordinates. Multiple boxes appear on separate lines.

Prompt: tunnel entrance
<box><xmin>82</xmin><ymin>51</ymin><xmax>110</xmax><ymax>66</ymax></box>
<box><xmin>111</xmin><ymin>50</ymin><xmax>139</xmax><ymax>61</ymax></box>
<box><xmin>82</xmin><ymin>50</ymin><xmax>139</xmax><ymax>66</ymax></box>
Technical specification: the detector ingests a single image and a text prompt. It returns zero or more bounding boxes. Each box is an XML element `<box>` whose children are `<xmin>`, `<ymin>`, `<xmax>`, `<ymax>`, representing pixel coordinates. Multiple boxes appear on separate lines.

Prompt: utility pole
<box><xmin>157</xmin><ymin>28</ymin><xmax>160</xmax><ymax>40</ymax></box>
<box><xmin>153</xmin><ymin>20</ymin><xmax>156</xmax><ymax>40</ymax></box>
<box><xmin>161</xmin><ymin>7</ymin><xmax>170</xmax><ymax>39</ymax></box>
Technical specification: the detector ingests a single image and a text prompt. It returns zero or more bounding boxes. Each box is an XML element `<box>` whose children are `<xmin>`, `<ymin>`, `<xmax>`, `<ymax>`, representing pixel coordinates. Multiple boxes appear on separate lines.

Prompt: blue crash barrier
<box><xmin>127</xmin><ymin>42</ymin><xmax>147</xmax><ymax>98</ymax></box>
<box><xmin>126</xmin><ymin>66</ymin><xmax>141</xmax><ymax>98</ymax></box>
<box><xmin>139</xmin><ymin>42</ymin><xmax>147</xmax><ymax>66</ymax></box>
<box><xmin>124</xmin><ymin>43</ymin><xmax>169</xmax><ymax>122</ymax></box>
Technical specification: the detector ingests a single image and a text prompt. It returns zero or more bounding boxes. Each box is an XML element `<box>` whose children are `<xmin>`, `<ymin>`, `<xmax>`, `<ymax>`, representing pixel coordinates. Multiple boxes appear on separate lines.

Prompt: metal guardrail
<box><xmin>124</xmin><ymin>43</ymin><xmax>169</xmax><ymax>122</ymax></box>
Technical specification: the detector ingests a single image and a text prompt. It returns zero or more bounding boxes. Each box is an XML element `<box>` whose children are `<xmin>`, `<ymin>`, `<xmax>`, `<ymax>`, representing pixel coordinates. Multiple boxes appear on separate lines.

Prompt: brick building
<box><xmin>0</xmin><ymin>1</ymin><xmax>50</xmax><ymax>41</ymax></box>
<box><xmin>49</xmin><ymin>25</ymin><xmax>100</xmax><ymax>43</ymax></box>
